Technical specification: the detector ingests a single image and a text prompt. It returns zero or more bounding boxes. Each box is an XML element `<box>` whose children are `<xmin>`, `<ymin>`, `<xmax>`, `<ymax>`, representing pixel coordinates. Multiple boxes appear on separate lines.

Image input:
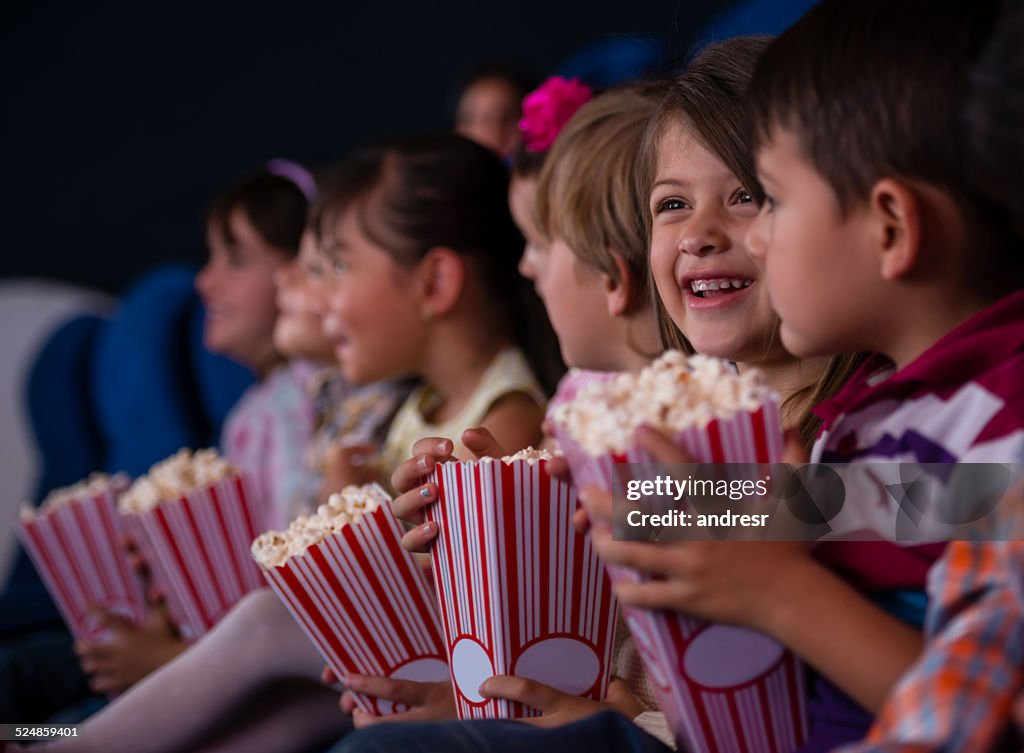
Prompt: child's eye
<box><xmin>733</xmin><ymin>189</ymin><xmax>754</xmax><ymax>205</ymax></box>
<box><xmin>330</xmin><ymin>257</ymin><xmax>347</xmax><ymax>275</ymax></box>
<box><xmin>655</xmin><ymin>197</ymin><xmax>690</xmax><ymax>214</ymax></box>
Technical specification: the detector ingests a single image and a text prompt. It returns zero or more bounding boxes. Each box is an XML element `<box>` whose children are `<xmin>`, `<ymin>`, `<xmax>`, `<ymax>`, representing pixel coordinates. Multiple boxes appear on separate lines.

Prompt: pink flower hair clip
<box><xmin>518</xmin><ymin>76</ymin><xmax>594</xmax><ymax>153</ymax></box>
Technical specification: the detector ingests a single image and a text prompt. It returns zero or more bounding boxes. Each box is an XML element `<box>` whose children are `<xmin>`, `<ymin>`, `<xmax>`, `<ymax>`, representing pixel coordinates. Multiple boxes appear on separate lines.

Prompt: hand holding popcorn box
<box><xmin>18</xmin><ymin>474</ymin><xmax>146</xmax><ymax>640</ymax></box>
<box><xmin>252</xmin><ymin>484</ymin><xmax>448</xmax><ymax>715</ymax></box>
<box><xmin>549</xmin><ymin>352</ymin><xmax>807</xmax><ymax>753</ymax></box>
<box><xmin>427</xmin><ymin>449</ymin><xmax>619</xmax><ymax>719</ymax></box>
<box><xmin>119</xmin><ymin>449</ymin><xmax>266</xmax><ymax>640</ymax></box>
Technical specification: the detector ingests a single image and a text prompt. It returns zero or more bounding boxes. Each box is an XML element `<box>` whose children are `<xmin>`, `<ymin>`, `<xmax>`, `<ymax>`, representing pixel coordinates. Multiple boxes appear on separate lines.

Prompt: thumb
<box><xmin>461</xmin><ymin>427</ymin><xmax>505</xmax><ymax>460</ymax></box>
<box><xmin>88</xmin><ymin>607</ymin><xmax>130</xmax><ymax>631</ymax></box>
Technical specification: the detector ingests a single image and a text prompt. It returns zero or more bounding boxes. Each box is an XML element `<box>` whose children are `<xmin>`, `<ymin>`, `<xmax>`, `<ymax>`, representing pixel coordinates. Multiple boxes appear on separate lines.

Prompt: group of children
<box><xmin>20</xmin><ymin>0</ymin><xmax>1024</xmax><ymax>751</ymax></box>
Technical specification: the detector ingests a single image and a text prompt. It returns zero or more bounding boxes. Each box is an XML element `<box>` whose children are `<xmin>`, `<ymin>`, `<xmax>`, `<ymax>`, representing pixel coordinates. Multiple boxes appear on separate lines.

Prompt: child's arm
<box><xmin>476</xmin><ymin>391</ymin><xmax>545</xmax><ymax>456</ymax></box>
<box><xmin>74</xmin><ymin>605</ymin><xmax>187</xmax><ymax>693</ymax></box>
<box><xmin>588</xmin><ymin>523</ymin><xmax>922</xmax><ymax>712</ymax></box>
<box><xmin>835</xmin><ymin>538</ymin><xmax>1024</xmax><ymax>753</ymax></box>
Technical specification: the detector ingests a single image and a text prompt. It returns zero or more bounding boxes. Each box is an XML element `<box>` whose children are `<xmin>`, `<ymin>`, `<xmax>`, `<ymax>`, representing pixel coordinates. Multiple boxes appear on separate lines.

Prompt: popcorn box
<box><xmin>121</xmin><ymin>473</ymin><xmax>265</xmax><ymax>640</ymax></box>
<box><xmin>611</xmin><ymin>565</ymin><xmax>807</xmax><ymax>753</ymax></box>
<box><xmin>551</xmin><ymin>398</ymin><xmax>808</xmax><ymax>752</ymax></box>
<box><xmin>426</xmin><ymin>458</ymin><xmax>618</xmax><ymax>719</ymax></box>
<box><xmin>256</xmin><ymin>490</ymin><xmax>449</xmax><ymax>716</ymax></box>
<box><xmin>17</xmin><ymin>486</ymin><xmax>146</xmax><ymax>640</ymax></box>
<box><xmin>549</xmin><ymin>398</ymin><xmax>784</xmax><ymax>492</ymax></box>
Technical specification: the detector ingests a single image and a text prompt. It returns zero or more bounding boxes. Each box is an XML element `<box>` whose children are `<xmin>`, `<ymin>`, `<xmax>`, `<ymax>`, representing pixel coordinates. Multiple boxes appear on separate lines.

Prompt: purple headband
<box><xmin>266</xmin><ymin>158</ymin><xmax>317</xmax><ymax>202</ymax></box>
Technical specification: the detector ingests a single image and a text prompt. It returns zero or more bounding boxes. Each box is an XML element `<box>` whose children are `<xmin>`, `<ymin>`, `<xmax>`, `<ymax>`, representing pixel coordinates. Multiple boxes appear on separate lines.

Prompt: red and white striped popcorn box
<box><xmin>17</xmin><ymin>486</ymin><xmax>146</xmax><ymax>640</ymax></box>
<box><xmin>426</xmin><ymin>458</ymin><xmax>619</xmax><ymax>720</ymax></box>
<box><xmin>549</xmin><ymin>397</ymin><xmax>784</xmax><ymax>493</ymax></box>
<box><xmin>610</xmin><ymin>564</ymin><xmax>807</xmax><ymax>753</ymax></box>
<box><xmin>120</xmin><ymin>473</ymin><xmax>266</xmax><ymax>641</ymax></box>
<box><xmin>551</xmin><ymin>398</ymin><xmax>808</xmax><ymax>752</ymax></box>
<box><xmin>257</xmin><ymin>492</ymin><xmax>449</xmax><ymax>716</ymax></box>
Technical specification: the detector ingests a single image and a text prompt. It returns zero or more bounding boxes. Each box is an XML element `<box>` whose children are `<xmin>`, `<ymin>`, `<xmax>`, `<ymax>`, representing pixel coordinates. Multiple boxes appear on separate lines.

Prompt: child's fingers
<box><xmin>460</xmin><ymin>427</ymin><xmax>506</xmax><ymax>459</ymax></box>
<box><xmin>635</xmin><ymin>425</ymin><xmax>694</xmax><ymax>464</ymax></box>
<box><xmin>389</xmin><ymin>437</ymin><xmax>454</xmax><ymax>494</ymax></box>
<box><xmin>478</xmin><ymin>675</ymin><xmax>561</xmax><ymax>712</ymax></box>
<box><xmin>545</xmin><ymin>456</ymin><xmax>572</xmax><ymax>483</ymax></box>
<box><xmin>572</xmin><ymin>506</ymin><xmax>590</xmax><ymax>533</ymax></box>
<box><xmin>577</xmin><ymin>486</ymin><xmax>613</xmax><ymax>523</ymax></box>
<box><xmin>339</xmin><ymin>691</ymin><xmax>357</xmax><ymax>714</ymax></box>
<box><xmin>344</xmin><ymin>674</ymin><xmax>427</xmax><ymax>705</ymax></box>
<box><xmin>390</xmin><ymin>483</ymin><xmax>436</xmax><ymax>526</ymax></box>
<box><xmin>400</xmin><ymin>521</ymin><xmax>438</xmax><ymax>553</ymax></box>
<box><xmin>322</xmin><ymin>665</ymin><xmax>338</xmax><ymax>685</ymax></box>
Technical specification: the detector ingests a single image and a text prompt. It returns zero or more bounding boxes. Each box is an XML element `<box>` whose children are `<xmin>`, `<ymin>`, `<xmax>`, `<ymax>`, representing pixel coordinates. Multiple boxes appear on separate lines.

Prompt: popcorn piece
<box><xmin>23</xmin><ymin>473</ymin><xmax>131</xmax><ymax>521</ymax></box>
<box><xmin>550</xmin><ymin>351</ymin><xmax>773</xmax><ymax>455</ymax></box>
<box><xmin>251</xmin><ymin>484</ymin><xmax>390</xmax><ymax>569</ymax></box>
<box><xmin>497</xmin><ymin>447</ymin><xmax>559</xmax><ymax>464</ymax></box>
<box><xmin>118</xmin><ymin>448</ymin><xmax>236</xmax><ymax>513</ymax></box>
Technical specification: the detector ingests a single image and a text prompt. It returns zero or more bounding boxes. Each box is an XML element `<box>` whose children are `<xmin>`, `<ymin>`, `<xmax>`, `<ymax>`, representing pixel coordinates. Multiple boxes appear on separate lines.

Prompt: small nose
<box><xmin>678</xmin><ymin>207</ymin><xmax>731</xmax><ymax>257</ymax></box>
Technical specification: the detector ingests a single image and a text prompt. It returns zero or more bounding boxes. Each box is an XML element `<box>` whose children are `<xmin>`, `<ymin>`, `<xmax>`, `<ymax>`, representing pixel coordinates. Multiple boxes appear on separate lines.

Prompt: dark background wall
<box><xmin>3</xmin><ymin>0</ymin><xmax>730</xmax><ymax>294</ymax></box>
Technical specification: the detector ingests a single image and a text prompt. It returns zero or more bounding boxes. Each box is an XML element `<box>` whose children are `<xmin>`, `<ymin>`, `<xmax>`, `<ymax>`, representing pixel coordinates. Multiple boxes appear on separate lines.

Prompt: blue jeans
<box><xmin>330</xmin><ymin>711</ymin><xmax>673</xmax><ymax>753</ymax></box>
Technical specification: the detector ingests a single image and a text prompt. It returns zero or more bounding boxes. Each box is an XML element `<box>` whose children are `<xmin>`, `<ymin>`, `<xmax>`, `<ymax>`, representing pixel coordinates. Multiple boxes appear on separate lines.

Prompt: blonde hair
<box><xmin>534</xmin><ymin>83</ymin><xmax>662</xmax><ymax>313</ymax></box>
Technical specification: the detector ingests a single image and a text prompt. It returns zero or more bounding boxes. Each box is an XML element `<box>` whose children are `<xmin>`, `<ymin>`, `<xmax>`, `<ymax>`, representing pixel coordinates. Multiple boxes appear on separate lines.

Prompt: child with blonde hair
<box><xmin>332</xmin><ymin>83</ymin><xmax>675</xmax><ymax>752</ymax></box>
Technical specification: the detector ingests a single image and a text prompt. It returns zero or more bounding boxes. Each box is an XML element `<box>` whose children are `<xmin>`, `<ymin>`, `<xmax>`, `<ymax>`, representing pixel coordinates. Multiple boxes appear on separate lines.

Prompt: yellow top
<box><xmin>379</xmin><ymin>347</ymin><xmax>546</xmax><ymax>480</ymax></box>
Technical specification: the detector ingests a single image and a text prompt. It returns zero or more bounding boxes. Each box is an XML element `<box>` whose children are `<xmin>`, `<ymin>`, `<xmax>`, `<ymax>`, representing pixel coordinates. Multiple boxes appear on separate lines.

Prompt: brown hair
<box><xmin>534</xmin><ymin>84</ymin><xmax>662</xmax><ymax>313</ymax></box>
<box><xmin>315</xmin><ymin>134</ymin><xmax>565</xmax><ymax>394</ymax></box>
<box><xmin>747</xmin><ymin>0</ymin><xmax>1020</xmax><ymax>298</ymax></box>
<box><xmin>641</xmin><ymin>37</ymin><xmax>772</xmax><ymax>355</ymax></box>
<box><xmin>207</xmin><ymin>171</ymin><xmax>309</xmax><ymax>257</ymax></box>
<box><xmin>644</xmin><ymin>36</ymin><xmax>862</xmax><ymax>451</ymax></box>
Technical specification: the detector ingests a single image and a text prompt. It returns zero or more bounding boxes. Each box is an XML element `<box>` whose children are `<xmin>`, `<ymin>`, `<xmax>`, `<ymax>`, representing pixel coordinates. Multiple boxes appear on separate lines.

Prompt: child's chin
<box><xmin>779</xmin><ymin>327</ymin><xmax>825</xmax><ymax>359</ymax></box>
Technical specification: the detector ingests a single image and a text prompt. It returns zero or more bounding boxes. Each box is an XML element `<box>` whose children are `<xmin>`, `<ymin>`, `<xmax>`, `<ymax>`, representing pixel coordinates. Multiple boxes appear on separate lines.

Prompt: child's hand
<box><xmin>577</xmin><ymin>423</ymin><xmax>814</xmax><ymax>632</ymax></box>
<box><xmin>585</xmin><ymin>519</ymin><xmax>811</xmax><ymax>631</ymax></box>
<box><xmin>478</xmin><ymin>676</ymin><xmax>644</xmax><ymax>728</ymax></box>
<box><xmin>73</xmin><ymin>605</ymin><xmax>186</xmax><ymax>693</ymax></box>
<box><xmin>338</xmin><ymin>675</ymin><xmax>456</xmax><ymax>727</ymax></box>
<box><xmin>390</xmin><ymin>428</ymin><xmax>507</xmax><ymax>553</ymax></box>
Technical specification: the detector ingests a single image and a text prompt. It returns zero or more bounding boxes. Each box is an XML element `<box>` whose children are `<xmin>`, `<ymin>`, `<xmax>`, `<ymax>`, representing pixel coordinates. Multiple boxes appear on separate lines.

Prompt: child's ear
<box><xmin>417</xmin><ymin>246</ymin><xmax>465</xmax><ymax>318</ymax></box>
<box><xmin>869</xmin><ymin>178</ymin><xmax>921</xmax><ymax>281</ymax></box>
<box><xmin>602</xmin><ymin>252</ymin><xmax>634</xmax><ymax>317</ymax></box>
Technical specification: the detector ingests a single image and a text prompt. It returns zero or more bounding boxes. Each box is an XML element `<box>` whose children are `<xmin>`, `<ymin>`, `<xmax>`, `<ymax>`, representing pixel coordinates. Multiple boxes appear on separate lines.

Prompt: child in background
<box><xmin>200</xmin><ymin>167</ymin><xmax>317</xmax><ymax>531</ymax></box>
<box><xmin>32</xmin><ymin>174</ymin><xmax>383</xmax><ymax>753</ymax></box>
<box><xmin>578</xmin><ymin>37</ymin><xmax>936</xmax><ymax>753</ymax></box>
<box><xmin>454</xmin><ymin>65</ymin><xmax>533</xmax><ymax>162</ymax></box>
<box><xmin>317</xmin><ymin>134</ymin><xmax>554</xmax><ymax>478</ymax></box>
<box><xmin>826</xmin><ymin>3</ymin><xmax>1024</xmax><ymax>751</ymax></box>
<box><xmin>330</xmin><ymin>84</ymin><xmax>668</xmax><ymax>750</ymax></box>
<box><xmin>71</xmin><ymin>166</ymin><xmax>317</xmax><ymax>698</ymax></box>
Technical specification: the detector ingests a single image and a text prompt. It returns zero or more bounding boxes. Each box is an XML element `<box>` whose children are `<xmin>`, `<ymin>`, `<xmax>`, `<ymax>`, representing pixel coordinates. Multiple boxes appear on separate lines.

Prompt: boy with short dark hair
<box><xmin>745</xmin><ymin>0</ymin><xmax>1024</xmax><ymax>750</ymax></box>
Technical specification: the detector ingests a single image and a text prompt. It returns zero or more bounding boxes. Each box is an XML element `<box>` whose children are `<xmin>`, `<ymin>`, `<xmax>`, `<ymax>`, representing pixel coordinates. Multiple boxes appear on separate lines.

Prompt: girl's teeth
<box><xmin>689</xmin><ymin>278</ymin><xmax>753</xmax><ymax>295</ymax></box>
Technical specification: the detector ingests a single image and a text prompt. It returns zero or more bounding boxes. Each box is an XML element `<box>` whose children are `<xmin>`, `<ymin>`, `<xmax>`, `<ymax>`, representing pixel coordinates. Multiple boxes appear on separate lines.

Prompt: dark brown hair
<box><xmin>641</xmin><ymin>37</ymin><xmax>772</xmax><ymax>355</ymax></box>
<box><xmin>644</xmin><ymin>36</ymin><xmax>863</xmax><ymax>451</ymax></box>
<box><xmin>207</xmin><ymin>171</ymin><xmax>309</xmax><ymax>257</ymax></box>
<box><xmin>316</xmin><ymin>134</ymin><xmax>564</xmax><ymax>394</ymax></box>
<box><xmin>748</xmin><ymin>0</ymin><xmax>1020</xmax><ymax>298</ymax></box>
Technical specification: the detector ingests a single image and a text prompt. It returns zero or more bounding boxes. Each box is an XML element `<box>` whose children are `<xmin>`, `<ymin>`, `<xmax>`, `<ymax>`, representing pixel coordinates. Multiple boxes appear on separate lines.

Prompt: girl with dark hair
<box><xmin>315</xmin><ymin>134</ymin><xmax>554</xmax><ymax>474</ymax></box>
